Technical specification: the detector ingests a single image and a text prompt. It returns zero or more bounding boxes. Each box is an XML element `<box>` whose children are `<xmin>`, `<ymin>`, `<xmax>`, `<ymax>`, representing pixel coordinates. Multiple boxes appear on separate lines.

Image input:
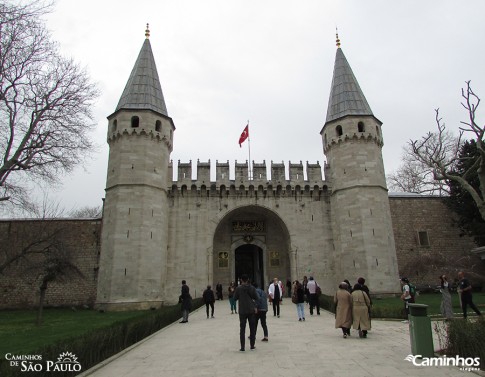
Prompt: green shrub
<box><xmin>434</xmin><ymin>317</ymin><xmax>485</xmax><ymax>370</ymax></box>
<box><xmin>0</xmin><ymin>299</ymin><xmax>203</xmax><ymax>377</ymax></box>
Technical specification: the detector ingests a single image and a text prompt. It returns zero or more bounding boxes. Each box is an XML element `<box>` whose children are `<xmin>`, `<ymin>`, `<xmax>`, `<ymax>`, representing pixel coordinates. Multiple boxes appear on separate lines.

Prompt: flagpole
<box><xmin>247</xmin><ymin>120</ymin><xmax>252</xmax><ymax>180</ymax></box>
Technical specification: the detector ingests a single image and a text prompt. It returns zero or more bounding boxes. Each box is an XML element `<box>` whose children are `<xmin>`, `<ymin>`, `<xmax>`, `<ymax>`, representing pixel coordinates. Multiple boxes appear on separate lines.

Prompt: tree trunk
<box><xmin>37</xmin><ymin>286</ymin><xmax>47</xmax><ymax>326</ymax></box>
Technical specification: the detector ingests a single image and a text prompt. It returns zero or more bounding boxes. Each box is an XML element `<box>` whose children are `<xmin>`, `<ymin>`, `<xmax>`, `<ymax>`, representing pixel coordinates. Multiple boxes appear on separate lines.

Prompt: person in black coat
<box><xmin>179</xmin><ymin>280</ymin><xmax>192</xmax><ymax>323</ymax></box>
<box><xmin>233</xmin><ymin>274</ymin><xmax>259</xmax><ymax>351</ymax></box>
<box><xmin>216</xmin><ymin>283</ymin><xmax>223</xmax><ymax>300</ymax></box>
<box><xmin>203</xmin><ymin>285</ymin><xmax>216</xmax><ymax>318</ymax></box>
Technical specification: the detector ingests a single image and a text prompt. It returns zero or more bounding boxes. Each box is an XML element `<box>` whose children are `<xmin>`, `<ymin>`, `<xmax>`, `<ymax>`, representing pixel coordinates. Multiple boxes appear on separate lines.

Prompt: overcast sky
<box><xmin>36</xmin><ymin>0</ymin><xmax>485</xmax><ymax>212</ymax></box>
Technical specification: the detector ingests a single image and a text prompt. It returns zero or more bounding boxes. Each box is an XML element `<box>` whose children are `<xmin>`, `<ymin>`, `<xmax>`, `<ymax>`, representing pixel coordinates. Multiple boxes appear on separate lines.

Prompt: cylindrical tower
<box><xmin>321</xmin><ymin>37</ymin><xmax>400</xmax><ymax>295</ymax></box>
<box><xmin>96</xmin><ymin>27</ymin><xmax>175</xmax><ymax>310</ymax></box>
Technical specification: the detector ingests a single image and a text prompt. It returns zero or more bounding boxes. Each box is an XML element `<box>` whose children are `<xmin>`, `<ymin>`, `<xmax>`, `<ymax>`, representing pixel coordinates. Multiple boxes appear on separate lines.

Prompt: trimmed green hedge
<box><xmin>434</xmin><ymin>317</ymin><xmax>485</xmax><ymax>370</ymax></box>
<box><xmin>0</xmin><ymin>299</ymin><xmax>203</xmax><ymax>377</ymax></box>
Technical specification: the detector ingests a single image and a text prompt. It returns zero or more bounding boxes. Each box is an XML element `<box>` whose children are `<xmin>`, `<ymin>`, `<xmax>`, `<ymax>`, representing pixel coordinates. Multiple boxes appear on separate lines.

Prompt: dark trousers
<box><xmin>462</xmin><ymin>295</ymin><xmax>482</xmax><ymax>318</ymax></box>
<box><xmin>309</xmin><ymin>294</ymin><xmax>320</xmax><ymax>315</ymax></box>
<box><xmin>273</xmin><ymin>299</ymin><xmax>280</xmax><ymax>316</ymax></box>
<box><xmin>239</xmin><ymin>312</ymin><xmax>256</xmax><ymax>350</ymax></box>
<box><xmin>205</xmin><ymin>302</ymin><xmax>214</xmax><ymax>317</ymax></box>
<box><xmin>256</xmin><ymin>310</ymin><xmax>268</xmax><ymax>338</ymax></box>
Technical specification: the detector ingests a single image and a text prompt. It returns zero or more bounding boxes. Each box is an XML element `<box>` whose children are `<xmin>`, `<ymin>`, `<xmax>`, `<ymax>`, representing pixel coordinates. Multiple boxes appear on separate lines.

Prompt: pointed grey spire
<box><xmin>325</xmin><ymin>48</ymin><xmax>373</xmax><ymax>123</ymax></box>
<box><xmin>115</xmin><ymin>38</ymin><xmax>168</xmax><ymax>116</ymax></box>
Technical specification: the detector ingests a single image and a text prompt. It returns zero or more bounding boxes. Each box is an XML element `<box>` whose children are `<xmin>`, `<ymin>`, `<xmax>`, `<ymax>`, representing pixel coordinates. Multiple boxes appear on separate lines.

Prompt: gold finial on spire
<box><xmin>336</xmin><ymin>27</ymin><xmax>341</xmax><ymax>48</ymax></box>
<box><xmin>145</xmin><ymin>23</ymin><xmax>150</xmax><ymax>39</ymax></box>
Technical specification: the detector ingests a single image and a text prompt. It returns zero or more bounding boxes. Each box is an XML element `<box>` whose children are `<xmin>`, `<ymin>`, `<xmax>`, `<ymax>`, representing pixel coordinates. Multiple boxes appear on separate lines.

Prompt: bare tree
<box><xmin>0</xmin><ymin>195</ymin><xmax>66</xmax><ymax>273</ymax></box>
<box><xmin>387</xmin><ymin>142</ymin><xmax>450</xmax><ymax>195</ymax></box>
<box><xmin>32</xmin><ymin>247</ymin><xmax>83</xmax><ymax>325</ymax></box>
<box><xmin>402</xmin><ymin>81</ymin><xmax>485</xmax><ymax>219</ymax></box>
<box><xmin>69</xmin><ymin>205</ymin><xmax>102</xmax><ymax>218</ymax></box>
<box><xmin>0</xmin><ymin>1</ymin><xmax>99</xmax><ymax>209</ymax></box>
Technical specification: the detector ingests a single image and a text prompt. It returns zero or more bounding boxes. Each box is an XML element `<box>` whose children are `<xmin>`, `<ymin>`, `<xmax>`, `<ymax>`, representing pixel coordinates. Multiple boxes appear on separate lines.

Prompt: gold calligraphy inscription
<box><xmin>232</xmin><ymin>220</ymin><xmax>265</xmax><ymax>232</ymax></box>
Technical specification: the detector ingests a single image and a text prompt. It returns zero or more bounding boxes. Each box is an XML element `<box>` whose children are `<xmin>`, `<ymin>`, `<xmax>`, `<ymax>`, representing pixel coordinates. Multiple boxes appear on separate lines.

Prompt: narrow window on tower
<box><xmin>155</xmin><ymin>120</ymin><xmax>161</xmax><ymax>132</ymax></box>
<box><xmin>336</xmin><ymin>125</ymin><xmax>343</xmax><ymax>137</ymax></box>
<box><xmin>131</xmin><ymin>116</ymin><xmax>139</xmax><ymax>128</ymax></box>
<box><xmin>112</xmin><ymin>119</ymin><xmax>117</xmax><ymax>132</ymax></box>
<box><xmin>358</xmin><ymin>121</ymin><xmax>365</xmax><ymax>132</ymax></box>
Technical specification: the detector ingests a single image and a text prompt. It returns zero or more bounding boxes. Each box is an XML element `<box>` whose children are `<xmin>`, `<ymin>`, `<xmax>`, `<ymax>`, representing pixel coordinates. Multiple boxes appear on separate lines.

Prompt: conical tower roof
<box><xmin>115</xmin><ymin>30</ymin><xmax>168</xmax><ymax>116</ymax></box>
<box><xmin>325</xmin><ymin>46</ymin><xmax>373</xmax><ymax>123</ymax></box>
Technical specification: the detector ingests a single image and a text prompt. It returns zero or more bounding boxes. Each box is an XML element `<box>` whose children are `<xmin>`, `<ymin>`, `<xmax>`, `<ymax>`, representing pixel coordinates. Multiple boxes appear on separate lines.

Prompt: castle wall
<box><xmin>1</xmin><ymin>195</ymin><xmax>483</xmax><ymax>309</ymax></box>
<box><xmin>389</xmin><ymin>195</ymin><xmax>484</xmax><ymax>284</ymax></box>
<box><xmin>163</xmin><ymin>160</ymin><xmax>335</xmax><ymax>303</ymax></box>
<box><xmin>0</xmin><ymin>219</ymin><xmax>100</xmax><ymax>309</ymax></box>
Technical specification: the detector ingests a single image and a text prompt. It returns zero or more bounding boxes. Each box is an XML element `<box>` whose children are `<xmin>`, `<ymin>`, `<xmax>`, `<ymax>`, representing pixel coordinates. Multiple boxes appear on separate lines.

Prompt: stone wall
<box><xmin>1</xmin><ymin>195</ymin><xmax>484</xmax><ymax>309</ymax></box>
<box><xmin>0</xmin><ymin>219</ymin><xmax>101</xmax><ymax>309</ymax></box>
<box><xmin>389</xmin><ymin>195</ymin><xmax>485</xmax><ymax>286</ymax></box>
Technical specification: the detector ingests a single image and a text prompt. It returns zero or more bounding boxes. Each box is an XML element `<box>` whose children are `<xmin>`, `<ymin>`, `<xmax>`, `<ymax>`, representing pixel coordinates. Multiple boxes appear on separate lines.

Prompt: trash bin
<box><xmin>408</xmin><ymin>303</ymin><xmax>434</xmax><ymax>358</ymax></box>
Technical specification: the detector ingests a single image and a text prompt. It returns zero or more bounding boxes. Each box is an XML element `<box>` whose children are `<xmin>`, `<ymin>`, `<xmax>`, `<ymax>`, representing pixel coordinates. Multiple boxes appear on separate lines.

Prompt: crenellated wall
<box><xmin>168</xmin><ymin>159</ymin><xmax>330</xmax><ymax>194</ymax></box>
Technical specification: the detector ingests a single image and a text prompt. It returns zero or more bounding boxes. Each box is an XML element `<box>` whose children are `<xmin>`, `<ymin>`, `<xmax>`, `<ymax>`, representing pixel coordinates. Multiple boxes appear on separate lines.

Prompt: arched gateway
<box><xmin>212</xmin><ymin>205</ymin><xmax>292</xmax><ymax>290</ymax></box>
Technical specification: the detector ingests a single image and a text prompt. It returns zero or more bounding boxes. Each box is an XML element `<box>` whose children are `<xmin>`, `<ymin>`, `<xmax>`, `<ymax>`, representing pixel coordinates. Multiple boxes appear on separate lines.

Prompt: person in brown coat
<box><xmin>334</xmin><ymin>282</ymin><xmax>352</xmax><ymax>338</ymax></box>
<box><xmin>351</xmin><ymin>283</ymin><xmax>371</xmax><ymax>338</ymax></box>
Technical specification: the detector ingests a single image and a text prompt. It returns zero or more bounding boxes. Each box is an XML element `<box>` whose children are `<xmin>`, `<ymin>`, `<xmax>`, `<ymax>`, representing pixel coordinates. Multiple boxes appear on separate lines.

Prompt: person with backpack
<box><xmin>400</xmin><ymin>277</ymin><xmax>415</xmax><ymax>323</ymax></box>
<box><xmin>253</xmin><ymin>283</ymin><xmax>269</xmax><ymax>342</ymax></box>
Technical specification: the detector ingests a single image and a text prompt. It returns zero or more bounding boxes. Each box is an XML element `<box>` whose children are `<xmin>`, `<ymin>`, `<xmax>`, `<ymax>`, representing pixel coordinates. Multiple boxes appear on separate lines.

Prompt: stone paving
<box><xmin>79</xmin><ymin>300</ymin><xmax>483</xmax><ymax>377</ymax></box>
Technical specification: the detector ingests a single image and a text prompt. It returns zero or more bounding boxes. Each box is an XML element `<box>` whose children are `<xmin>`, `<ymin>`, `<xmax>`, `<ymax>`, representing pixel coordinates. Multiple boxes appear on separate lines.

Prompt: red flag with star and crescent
<box><xmin>238</xmin><ymin>124</ymin><xmax>249</xmax><ymax>147</ymax></box>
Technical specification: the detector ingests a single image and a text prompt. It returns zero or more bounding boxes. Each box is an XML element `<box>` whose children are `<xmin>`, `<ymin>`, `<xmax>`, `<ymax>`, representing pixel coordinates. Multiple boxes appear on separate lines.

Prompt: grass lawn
<box><xmin>0</xmin><ymin>308</ymin><xmax>149</xmax><ymax>359</ymax></box>
<box><xmin>372</xmin><ymin>292</ymin><xmax>485</xmax><ymax>318</ymax></box>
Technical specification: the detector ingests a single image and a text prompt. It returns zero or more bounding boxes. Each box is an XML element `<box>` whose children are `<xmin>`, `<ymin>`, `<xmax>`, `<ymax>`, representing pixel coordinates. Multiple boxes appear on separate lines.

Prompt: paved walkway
<box><xmin>80</xmin><ymin>301</ymin><xmax>482</xmax><ymax>377</ymax></box>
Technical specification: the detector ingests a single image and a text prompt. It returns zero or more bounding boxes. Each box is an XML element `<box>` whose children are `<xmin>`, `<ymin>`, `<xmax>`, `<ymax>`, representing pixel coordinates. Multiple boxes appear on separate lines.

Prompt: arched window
<box><xmin>336</xmin><ymin>125</ymin><xmax>343</xmax><ymax>137</ymax></box>
<box><xmin>155</xmin><ymin>120</ymin><xmax>161</xmax><ymax>132</ymax></box>
<box><xmin>358</xmin><ymin>121</ymin><xmax>365</xmax><ymax>132</ymax></box>
<box><xmin>112</xmin><ymin>119</ymin><xmax>117</xmax><ymax>132</ymax></box>
<box><xmin>131</xmin><ymin>116</ymin><xmax>139</xmax><ymax>128</ymax></box>
<box><xmin>376</xmin><ymin>125</ymin><xmax>380</xmax><ymax>136</ymax></box>
<box><xmin>324</xmin><ymin>133</ymin><xmax>328</xmax><ymax>145</ymax></box>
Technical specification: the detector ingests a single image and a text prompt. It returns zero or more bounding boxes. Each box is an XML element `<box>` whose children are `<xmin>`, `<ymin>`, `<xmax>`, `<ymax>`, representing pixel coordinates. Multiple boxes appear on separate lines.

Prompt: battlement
<box><xmin>168</xmin><ymin>159</ymin><xmax>329</xmax><ymax>194</ymax></box>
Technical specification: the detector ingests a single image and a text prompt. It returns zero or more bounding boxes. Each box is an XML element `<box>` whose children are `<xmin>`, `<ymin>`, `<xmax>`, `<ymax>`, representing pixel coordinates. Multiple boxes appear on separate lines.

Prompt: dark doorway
<box><xmin>235</xmin><ymin>244</ymin><xmax>264</xmax><ymax>288</ymax></box>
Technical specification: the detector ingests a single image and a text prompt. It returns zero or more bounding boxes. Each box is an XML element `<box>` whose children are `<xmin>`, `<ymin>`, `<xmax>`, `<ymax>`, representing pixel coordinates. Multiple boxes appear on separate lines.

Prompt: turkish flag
<box><xmin>238</xmin><ymin>125</ymin><xmax>249</xmax><ymax>147</ymax></box>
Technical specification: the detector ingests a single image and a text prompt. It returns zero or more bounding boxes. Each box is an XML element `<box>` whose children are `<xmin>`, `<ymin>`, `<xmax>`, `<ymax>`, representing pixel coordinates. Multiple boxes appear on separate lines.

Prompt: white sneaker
<box><xmin>401</xmin><ymin>320</ymin><xmax>409</xmax><ymax>323</ymax></box>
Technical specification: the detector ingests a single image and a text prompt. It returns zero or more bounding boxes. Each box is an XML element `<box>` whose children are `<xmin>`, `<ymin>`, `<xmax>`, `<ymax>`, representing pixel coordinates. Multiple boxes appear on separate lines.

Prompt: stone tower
<box><xmin>96</xmin><ymin>27</ymin><xmax>175</xmax><ymax>310</ymax></box>
<box><xmin>321</xmin><ymin>37</ymin><xmax>400</xmax><ymax>293</ymax></box>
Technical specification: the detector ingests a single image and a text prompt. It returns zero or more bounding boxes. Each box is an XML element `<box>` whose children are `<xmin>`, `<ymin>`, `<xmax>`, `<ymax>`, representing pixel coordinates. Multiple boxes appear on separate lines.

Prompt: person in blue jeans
<box><xmin>294</xmin><ymin>280</ymin><xmax>306</xmax><ymax>321</ymax></box>
<box><xmin>228</xmin><ymin>281</ymin><xmax>237</xmax><ymax>314</ymax></box>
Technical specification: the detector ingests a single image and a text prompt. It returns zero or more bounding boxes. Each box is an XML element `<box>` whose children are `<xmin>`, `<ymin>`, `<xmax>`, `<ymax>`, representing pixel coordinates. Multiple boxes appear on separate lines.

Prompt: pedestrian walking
<box><xmin>202</xmin><ymin>285</ymin><xmax>215</xmax><ymax>318</ymax></box>
<box><xmin>233</xmin><ymin>274</ymin><xmax>259</xmax><ymax>351</ymax></box>
<box><xmin>334</xmin><ymin>282</ymin><xmax>352</xmax><ymax>338</ymax></box>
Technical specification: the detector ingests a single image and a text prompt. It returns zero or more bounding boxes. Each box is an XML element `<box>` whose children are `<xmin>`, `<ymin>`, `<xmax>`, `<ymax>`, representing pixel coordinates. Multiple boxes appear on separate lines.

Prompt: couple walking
<box><xmin>334</xmin><ymin>279</ymin><xmax>371</xmax><ymax>338</ymax></box>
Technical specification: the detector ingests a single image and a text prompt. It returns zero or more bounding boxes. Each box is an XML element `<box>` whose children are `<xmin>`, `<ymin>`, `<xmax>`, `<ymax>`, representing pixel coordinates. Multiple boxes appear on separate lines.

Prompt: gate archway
<box><xmin>212</xmin><ymin>205</ymin><xmax>292</xmax><ymax>290</ymax></box>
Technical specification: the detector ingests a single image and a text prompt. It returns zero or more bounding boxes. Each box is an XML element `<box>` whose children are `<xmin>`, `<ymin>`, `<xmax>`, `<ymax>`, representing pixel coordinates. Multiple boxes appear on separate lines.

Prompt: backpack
<box><xmin>409</xmin><ymin>283</ymin><xmax>416</xmax><ymax>299</ymax></box>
